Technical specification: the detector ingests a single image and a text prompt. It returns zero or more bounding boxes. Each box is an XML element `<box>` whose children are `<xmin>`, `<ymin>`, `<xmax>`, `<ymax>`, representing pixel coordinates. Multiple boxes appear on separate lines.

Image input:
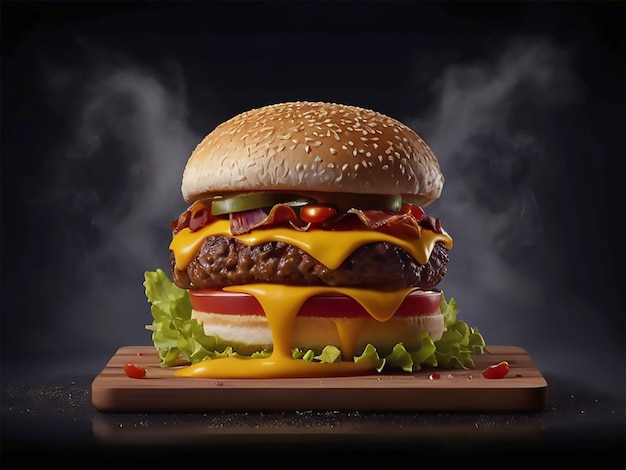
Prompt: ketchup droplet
<box><xmin>481</xmin><ymin>361</ymin><xmax>510</xmax><ymax>379</ymax></box>
<box><xmin>124</xmin><ymin>363</ymin><xmax>147</xmax><ymax>379</ymax></box>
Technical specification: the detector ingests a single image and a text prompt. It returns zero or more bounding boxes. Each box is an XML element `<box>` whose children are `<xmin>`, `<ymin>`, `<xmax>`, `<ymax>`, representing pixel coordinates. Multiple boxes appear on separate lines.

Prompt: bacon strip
<box><xmin>174</xmin><ymin>199</ymin><xmax>441</xmax><ymax>239</ymax></box>
<box><xmin>346</xmin><ymin>208</ymin><xmax>422</xmax><ymax>238</ymax></box>
<box><xmin>230</xmin><ymin>204</ymin><xmax>299</xmax><ymax>235</ymax></box>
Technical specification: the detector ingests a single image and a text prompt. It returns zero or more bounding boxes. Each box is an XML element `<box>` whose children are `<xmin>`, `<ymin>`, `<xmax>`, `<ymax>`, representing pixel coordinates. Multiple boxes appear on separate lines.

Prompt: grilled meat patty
<box><xmin>171</xmin><ymin>236</ymin><xmax>448</xmax><ymax>291</ymax></box>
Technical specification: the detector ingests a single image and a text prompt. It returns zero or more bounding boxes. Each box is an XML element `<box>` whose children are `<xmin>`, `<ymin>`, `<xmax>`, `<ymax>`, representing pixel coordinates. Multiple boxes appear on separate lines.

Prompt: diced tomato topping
<box><xmin>300</xmin><ymin>205</ymin><xmax>337</xmax><ymax>224</ymax></box>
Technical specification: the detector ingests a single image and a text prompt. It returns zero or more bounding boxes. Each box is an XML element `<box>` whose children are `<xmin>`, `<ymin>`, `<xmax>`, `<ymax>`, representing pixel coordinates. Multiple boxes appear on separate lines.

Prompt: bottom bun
<box><xmin>191</xmin><ymin>310</ymin><xmax>445</xmax><ymax>357</ymax></box>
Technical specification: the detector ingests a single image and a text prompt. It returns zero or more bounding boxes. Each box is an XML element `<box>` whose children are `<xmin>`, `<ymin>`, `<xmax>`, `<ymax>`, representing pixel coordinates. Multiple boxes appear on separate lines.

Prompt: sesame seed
<box><xmin>330</xmin><ymin>147</ymin><xmax>337</xmax><ymax>155</ymax></box>
<box><xmin>382</xmin><ymin>164</ymin><xmax>389</xmax><ymax>170</ymax></box>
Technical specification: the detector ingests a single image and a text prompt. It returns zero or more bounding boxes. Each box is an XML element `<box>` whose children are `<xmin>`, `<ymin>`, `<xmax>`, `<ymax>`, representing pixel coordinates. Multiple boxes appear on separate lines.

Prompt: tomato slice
<box><xmin>189</xmin><ymin>288</ymin><xmax>441</xmax><ymax>318</ymax></box>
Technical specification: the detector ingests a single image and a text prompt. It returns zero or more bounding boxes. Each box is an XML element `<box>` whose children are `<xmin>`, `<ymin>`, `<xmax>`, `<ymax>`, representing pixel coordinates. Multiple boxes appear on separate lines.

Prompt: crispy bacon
<box><xmin>230</xmin><ymin>204</ymin><xmax>299</xmax><ymax>235</ymax></box>
<box><xmin>345</xmin><ymin>208</ymin><xmax>422</xmax><ymax>238</ymax></box>
<box><xmin>172</xmin><ymin>199</ymin><xmax>442</xmax><ymax>239</ymax></box>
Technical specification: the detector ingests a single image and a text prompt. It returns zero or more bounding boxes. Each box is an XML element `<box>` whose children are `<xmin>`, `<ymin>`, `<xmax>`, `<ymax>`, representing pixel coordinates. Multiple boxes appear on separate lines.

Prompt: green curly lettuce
<box><xmin>144</xmin><ymin>269</ymin><xmax>485</xmax><ymax>372</ymax></box>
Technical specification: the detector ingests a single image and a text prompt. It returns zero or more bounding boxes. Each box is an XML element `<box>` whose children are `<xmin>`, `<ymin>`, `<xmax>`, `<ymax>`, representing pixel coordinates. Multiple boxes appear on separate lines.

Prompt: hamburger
<box><xmin>144</xmin><ymin>101</ymin><xmax>485</xmax><ymax>378</ymax></box>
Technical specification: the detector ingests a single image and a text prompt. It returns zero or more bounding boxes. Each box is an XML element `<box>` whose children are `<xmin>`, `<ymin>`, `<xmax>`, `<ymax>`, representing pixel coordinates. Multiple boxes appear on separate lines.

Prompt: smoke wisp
<box><xmin>40</xmin><ymin>53</ymin><xmax>201</xmax><ymax>354</ymax></box>
<box><xmin>408</xmin><ymin>38</ymin><xmax>622</xmax><ymax>388</ymax></box>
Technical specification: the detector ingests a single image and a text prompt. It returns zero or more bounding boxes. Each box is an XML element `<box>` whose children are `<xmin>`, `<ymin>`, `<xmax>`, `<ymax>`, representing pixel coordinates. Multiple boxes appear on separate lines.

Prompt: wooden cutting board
<box><xmin>91</xmin><ymin>345</ymin><xmax>547</xmax><ymax>412</ymax></box>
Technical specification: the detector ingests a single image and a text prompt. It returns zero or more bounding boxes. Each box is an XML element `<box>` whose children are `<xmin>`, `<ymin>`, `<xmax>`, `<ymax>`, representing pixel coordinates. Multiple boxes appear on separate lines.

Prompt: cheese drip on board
<box><xmin>174</xmin><ymin>285</ymin><xmax>395</xmax><ymax>378</ymax></box>
<box><xmin>170</xmin><ymin>219</ymin><xmax>452</xmax><ymax>271</ymax></box>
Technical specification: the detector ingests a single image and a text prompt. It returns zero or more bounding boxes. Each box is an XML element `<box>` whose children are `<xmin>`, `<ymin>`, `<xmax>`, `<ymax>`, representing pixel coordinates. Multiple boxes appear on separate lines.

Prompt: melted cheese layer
<box><xmin>170</xmin><ymin>219</ymin><xmax>452</xmax><ymax>271</ymax></box>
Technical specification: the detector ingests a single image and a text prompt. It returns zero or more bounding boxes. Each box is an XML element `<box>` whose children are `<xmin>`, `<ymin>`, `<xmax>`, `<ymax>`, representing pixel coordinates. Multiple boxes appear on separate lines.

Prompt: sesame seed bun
<box><xmin>181</xmin><ymin>101</ymin><xmax>444</xmax><ymax>206</ymax></box>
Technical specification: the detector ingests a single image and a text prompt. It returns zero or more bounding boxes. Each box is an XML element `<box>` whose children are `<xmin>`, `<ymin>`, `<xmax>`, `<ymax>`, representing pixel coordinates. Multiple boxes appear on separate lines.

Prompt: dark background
<box><xmin>1</xmin><ymin>1</ymin><xmax>624</xmax><ymax>466</ymax></box>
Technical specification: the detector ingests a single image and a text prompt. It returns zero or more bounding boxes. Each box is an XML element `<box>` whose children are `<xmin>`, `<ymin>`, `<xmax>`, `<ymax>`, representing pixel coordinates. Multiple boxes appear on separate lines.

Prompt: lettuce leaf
<box><xmin>144</xmin><ymin>269</ymin><xmax>485</xmax><ymax>372</ymax></box>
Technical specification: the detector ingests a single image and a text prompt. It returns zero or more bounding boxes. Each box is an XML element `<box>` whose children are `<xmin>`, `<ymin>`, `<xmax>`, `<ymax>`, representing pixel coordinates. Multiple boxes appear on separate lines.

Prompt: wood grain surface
<box><xmin>91</xmin><ymin>346</ymin><xmax>548</xmax><ymax>412</ymax></box>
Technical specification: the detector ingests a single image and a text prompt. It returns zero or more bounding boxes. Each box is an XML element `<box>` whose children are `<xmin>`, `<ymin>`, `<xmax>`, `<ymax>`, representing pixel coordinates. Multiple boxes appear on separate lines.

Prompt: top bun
<box><xmin>181</xmin><ymin>101</ymin><xmax>444</xmax><ymax>206</ymax></box>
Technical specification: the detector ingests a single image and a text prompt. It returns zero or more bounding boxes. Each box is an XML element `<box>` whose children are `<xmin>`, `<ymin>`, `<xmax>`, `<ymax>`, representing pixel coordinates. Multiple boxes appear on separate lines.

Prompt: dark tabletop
<box><xmin>1</xmin><ymin>355</ymin><xmax>624</xmax><ymax>470</ymax></box>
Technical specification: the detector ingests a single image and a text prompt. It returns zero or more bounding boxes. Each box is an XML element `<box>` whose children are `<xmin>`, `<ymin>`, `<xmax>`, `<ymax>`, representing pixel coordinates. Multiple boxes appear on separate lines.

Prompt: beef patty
<box><xmin>171</xmin><ymin>236</ymin><xmax>448</xmax><ymax>291</ymax></box>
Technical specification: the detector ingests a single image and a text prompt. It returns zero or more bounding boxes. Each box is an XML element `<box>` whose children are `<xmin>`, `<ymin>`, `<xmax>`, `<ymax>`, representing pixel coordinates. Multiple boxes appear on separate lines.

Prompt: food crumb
<box><xmin>428</xmin><ymin>373</ymin><xmax>440</xmax><ymax>380</ymax></box>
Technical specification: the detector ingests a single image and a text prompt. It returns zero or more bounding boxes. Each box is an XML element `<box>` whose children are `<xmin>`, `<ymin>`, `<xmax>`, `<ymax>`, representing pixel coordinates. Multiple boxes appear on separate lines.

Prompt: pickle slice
<box><xmin>206</xmin><ymin>192</ymin><xmax>403</xmax><ymax>215</ymax></box>
<box><xmin>209</xmin><ymin>192</ymin><xmax>316</xmax><ymax>215</ymax></box>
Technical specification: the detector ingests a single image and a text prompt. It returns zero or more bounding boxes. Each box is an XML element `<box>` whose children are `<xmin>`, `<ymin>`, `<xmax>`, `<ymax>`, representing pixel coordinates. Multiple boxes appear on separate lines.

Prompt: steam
<box><xmin>407</xmin><ymin>39</ymin><xmax>573</xmax><ymax>311</ymax></box>
<box><xmin>407</xmin><ymin>38</ymin><xmax>622</xmax><ymax>387</ymax></box>
<box><xmin>43</xmin><ymin>54</ymin><xmax>200</xmax><ymax>352</ymax></box>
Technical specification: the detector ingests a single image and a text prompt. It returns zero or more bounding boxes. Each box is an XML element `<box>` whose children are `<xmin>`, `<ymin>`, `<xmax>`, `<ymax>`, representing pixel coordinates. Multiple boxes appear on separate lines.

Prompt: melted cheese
<box><xmin>170</xmin><ymin>219</ymin><xmax>452</xmax><ymax>271</ymax></box>
<box><xmin>175</xmin><ymin>284</ymin><xmax>378</xmax><ymax>378</ymax></box>
<box><xmin>171</xmin><ymin>220</ymin><xmax>451</xmax><ymax>379</ymax></box>
<box><xmin>175</xmin><ymin>285</ymin><xmax>416</xmax><ymax>378</ymax></box>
